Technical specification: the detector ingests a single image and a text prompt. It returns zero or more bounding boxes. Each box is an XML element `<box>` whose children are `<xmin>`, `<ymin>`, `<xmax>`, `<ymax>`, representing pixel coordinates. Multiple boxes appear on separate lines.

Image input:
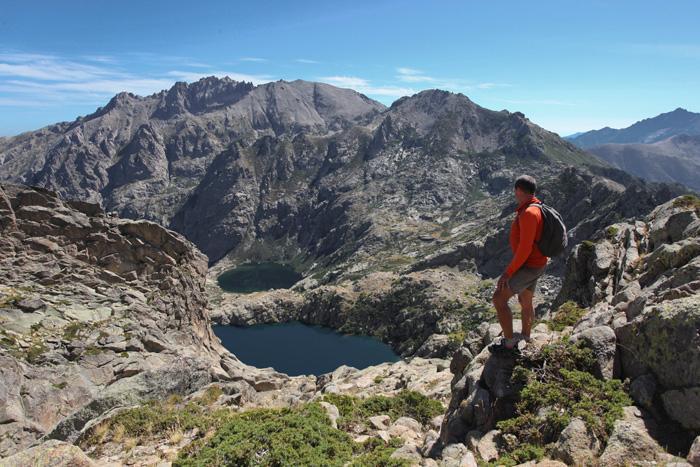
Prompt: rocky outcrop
<box><xmin>435</xmin><ymin>194</ymin><xmax>700</xmax><ymax>465</ymax></box>
<box><xmin>556</xmin><ymin>194</ymin><xmax>700</xmax><ymax>431</ymax></box>
<box><xmin>316</xmin><ymin>357</ymin><xmax>453</xmax><ymax>403</ymax></box>
<box><xmin>0</xmin><ymin>439</ymin><xmax>95</xmax><ymax>467</ymax></box>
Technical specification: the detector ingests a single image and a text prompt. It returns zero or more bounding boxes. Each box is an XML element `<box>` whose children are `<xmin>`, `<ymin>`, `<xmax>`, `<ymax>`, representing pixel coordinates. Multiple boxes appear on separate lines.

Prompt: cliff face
<box><xmin>0</xmin><ymin>184</ymin><xmax>292</xmax><ymax>456</ymax></box>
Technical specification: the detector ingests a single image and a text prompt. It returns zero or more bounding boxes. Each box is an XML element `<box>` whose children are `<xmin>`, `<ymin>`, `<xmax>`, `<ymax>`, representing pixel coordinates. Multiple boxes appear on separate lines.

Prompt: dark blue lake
<box><xmin>212</xmin><ymin>322</ymin><xmax>401</xmax><ymax>376</ymax></box>
<box><xmin>217</xmin><ymin>262</ymin><xmax>302</xmax><ymax>293</ymax></box>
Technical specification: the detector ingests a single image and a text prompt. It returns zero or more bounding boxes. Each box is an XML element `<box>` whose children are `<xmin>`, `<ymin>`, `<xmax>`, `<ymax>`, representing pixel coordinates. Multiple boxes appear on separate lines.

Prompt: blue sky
<box><xmin>1</xmin><ymin>0</ymin><xmax>699</xmax><ymax>136</ymax></box>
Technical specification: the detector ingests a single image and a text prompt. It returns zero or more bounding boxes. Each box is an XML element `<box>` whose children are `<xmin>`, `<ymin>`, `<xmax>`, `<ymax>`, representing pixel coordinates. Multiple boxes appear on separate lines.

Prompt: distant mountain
<box><xmin>0</xmin><ymin>77</ymin><xmax>686</xmax><ymax>283</ymax></box>
<box><xmin>568</xmin><ymin>108</ymin><xmax>700</xmax><ymax>148</ymax></box>
<box><xmin>586</xmin><ymin>134</ymin><xmax>700</xmax><ymax>191</ymax></box>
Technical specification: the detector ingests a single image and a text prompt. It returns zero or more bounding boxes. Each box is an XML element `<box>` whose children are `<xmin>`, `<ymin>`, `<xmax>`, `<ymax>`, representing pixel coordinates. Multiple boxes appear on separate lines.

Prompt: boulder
<box><xmin>550</xmin><ymin>417</ymin><xmax>601</xmax><ymax>465</ymax></box>
<box><xmin>319</xmin><ymin>402</ymin><xmax>340</xmax><ymax>429</ymax></box>
<box><xmin>439</xmin><ymin>442</ymin><xmax>477</xmax><ymax>467</ymax></box>
<box><xmin>598</xmin><ymin>406</ymin><xmax>667</xmax><ymax>466</ymax></box>
<box><xmin>466</xmin><ymin>429</ymin><xmax>501</xmax><ymax>462</ymax></box>
<box><xmin>570</xmin><ymin>325</ymin><xmax>617</xmax><ymax>379</ymax></box>
<box><xmin>661</xmin><ymin>387</ymin><xmax>700</xmax><ymax>430</ymax></box>
<box><xmin>0</xmin><ymin>440</ymin><xmax>95</xmax><ymax>467</ymax></box>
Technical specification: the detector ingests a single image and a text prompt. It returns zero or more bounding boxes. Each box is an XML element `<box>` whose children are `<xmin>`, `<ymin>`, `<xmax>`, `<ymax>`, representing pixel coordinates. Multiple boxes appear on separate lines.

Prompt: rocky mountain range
<box><xmin>566</xmin><ymin>108</ymin><xmax>700</xmax><ymax>191</ymax></box>
<box><xmin>567</xmin><ymin>107</ymin><xmax>700</xmax><ymax>148</ymax></box>
<box><xmin>585</xmin><ymin>134</ymin><xmax>700</xmax><ymax>191</ymax></box>
<box><xmin>0</xmin><ymin>77</ymin><xmax>689</xmax><ymax>288</ymax></box>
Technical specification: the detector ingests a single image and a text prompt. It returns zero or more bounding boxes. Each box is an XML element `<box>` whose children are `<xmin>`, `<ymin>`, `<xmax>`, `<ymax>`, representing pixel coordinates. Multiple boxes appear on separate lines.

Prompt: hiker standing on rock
<box><xmin>489</xmin><ymin>175</ymin><xmax>566</xmax><ymax>353</ymax></box>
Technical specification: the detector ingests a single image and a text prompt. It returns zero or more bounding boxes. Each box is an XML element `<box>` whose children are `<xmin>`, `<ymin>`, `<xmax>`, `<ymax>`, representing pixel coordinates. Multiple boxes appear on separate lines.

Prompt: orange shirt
<box><xmin>504</xmin><ymin>195</ymin><xmax>548</xmax><ymax>277</ymax></box>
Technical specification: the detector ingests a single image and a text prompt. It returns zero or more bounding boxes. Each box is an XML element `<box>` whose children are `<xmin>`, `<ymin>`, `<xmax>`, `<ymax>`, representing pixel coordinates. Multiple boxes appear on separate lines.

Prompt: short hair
<box><xmin>514</xmin><ymin>175</ymin><xmax>537</xmax><ymax>194</ymax></box>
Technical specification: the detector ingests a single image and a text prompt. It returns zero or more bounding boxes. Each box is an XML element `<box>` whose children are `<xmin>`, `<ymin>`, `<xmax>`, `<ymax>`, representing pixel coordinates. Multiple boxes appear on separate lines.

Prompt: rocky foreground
<box><xmin>439</xmin><ymin>194</ymin><xmax>700</xmax><ymax>466</ymax></box>
<box><xmin>1</xmin><ymin>183</ymin><xmax>699</xmax><ymax>466</ymax></box>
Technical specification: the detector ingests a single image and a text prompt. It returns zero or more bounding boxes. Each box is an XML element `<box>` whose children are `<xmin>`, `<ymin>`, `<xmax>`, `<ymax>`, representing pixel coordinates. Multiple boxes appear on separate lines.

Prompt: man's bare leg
<box><xmin>518</xmin><ymin>288</ymin><xmax>535</xmax><ymax>339</ymax></box>
<box><xmin>493</xmin><ymin>284</ymin><xmax>516</xmax><ymax>342</ymax></box>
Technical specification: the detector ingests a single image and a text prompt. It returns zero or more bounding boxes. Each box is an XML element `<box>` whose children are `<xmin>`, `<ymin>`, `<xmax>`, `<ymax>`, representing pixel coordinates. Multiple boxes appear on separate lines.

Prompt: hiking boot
<box><xmin>488</xmin><ymin>336</ymin><xmax>520</xmax><ymax>354</ymax></box>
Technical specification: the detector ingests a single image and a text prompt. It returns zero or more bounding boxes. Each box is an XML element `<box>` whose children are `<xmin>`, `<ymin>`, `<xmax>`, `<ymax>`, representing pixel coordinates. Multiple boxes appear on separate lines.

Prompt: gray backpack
<box><xmin>521</xmin><ymin>202</ymin><xmax>568</xmax><ymax>257</ymax></box>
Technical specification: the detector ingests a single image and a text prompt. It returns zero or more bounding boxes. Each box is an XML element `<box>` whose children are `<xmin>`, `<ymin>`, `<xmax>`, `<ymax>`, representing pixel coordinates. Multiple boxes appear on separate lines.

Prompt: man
<box><xmin>489</xmin><ymin>175</ymin><xmax>548</xmax><ymax>353</ymax></box>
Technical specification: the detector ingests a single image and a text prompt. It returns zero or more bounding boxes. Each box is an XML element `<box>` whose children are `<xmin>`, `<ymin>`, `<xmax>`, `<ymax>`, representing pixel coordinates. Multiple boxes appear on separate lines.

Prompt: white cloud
<box><xmin>396</xmin><ymin>67</ymin><xmax>435</xmax><ymax>83</ymax></box>
<box><xmin>319</xmin><ymin>75</ymin><xmax>370</xmax><ymax>87</ymax></box>
<box><xmin>362</xmin><ymin>86</ymin><xmax>417</xmax><ymax>97</ymax></box>
<box><xmin>296</xmin><ymin>58</ymin><xmax>320</xmax><ymax>64</ymax></box>
<box><xmin>396</xmin><ymin>67</ymin><xmax>422</xmax><ymax>75</ymax></box>
<box><xmin>395</xmin><ymin>66</ymin><xmax>510</xmax><ymax>92</ymax></box>
<box><xmin>0</xmin><ymin>54</ymin><xmax>121</xmax><ymax>82</ymax></box>
<box><xmin>0</xmin><ymin>97</ymin><xmax>47</xmax><ymax>107</ymax></box>
<box><xmin>81</xmin><ymin>55</ymin><xmax>118</xmax><ymax>64</ymax></box>
<box><xmin>319</xmin><ymin>75</ymin><xmax>415</xmax><ymax>97</ymax></box>
<box><xmin>0</xmin><ymin>51</ymin><xmax>274</xmax><ymax>111</ymax></box>
<box><xmin>240</xmin><ymin>57</ymin><xmax>268</xmax><ymax>62</ymax></box>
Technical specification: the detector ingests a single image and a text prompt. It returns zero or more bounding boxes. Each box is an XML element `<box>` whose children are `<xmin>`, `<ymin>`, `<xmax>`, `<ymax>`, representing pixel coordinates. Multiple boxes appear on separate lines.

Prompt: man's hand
<box><xmin>496</xmin><ymin>272</ymin><xmax>510</xmax><ymax>292</ymax></box>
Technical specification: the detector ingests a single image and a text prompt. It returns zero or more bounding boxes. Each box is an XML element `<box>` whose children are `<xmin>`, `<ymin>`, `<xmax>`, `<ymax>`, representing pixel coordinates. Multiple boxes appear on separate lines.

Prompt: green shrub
<box><xmin>673</xmin><ymin>194</ymin><xmax>700</xmax><ymax>211</ymax></box>
<box><xmin>348</xmin><ymin>436</ymin><xmax>407</xmax><ymax>467</ymax></box>
<box><xmin>175</xmin><ymin>403</ymin><xmax>353</xmax><ymax>466</ymax></box>
<box><xmin>63</xmin><ymin>321</ymin><xmax>87</xmax><ymax>340</ymax></box>
<box><xmin>495</xmin><ymin>339</ymin><xmax>631</xmax><ymax>456</ymax></box>
<box><xmin>581</xmin><ymin>240</ymin><xmax>596</xmax><ymax>250</ymax></box>
<box><xmin>25</xmin><ymin>341</ymin><xmax>47</xmax><ymax>363</ymax></box>
<box><xmin>605</xmin><ymin>226</ymin><xmax>619</xmax><ymax>239</ymax></box>
<box><xmin>175</xmin><ymin>403</ymin><xmax>409</xmax><ymax>467</ymax></box>
<box><xmin>480</xmin><ymin>443</ymin><xmax>545</xmax><ymax>467</ymax></box>
<box><xmin>322</xmin><ymin>390</ymin><xmax>443</xmax><ymax>431</ymax></box>
<box><xmin>80</xmin><ymin>391</ymin><xmax>232</xmax><ymax>452</ymax></box>
<box><xmin>549</xmin><ymin>301</ymin><xmax>586</xmax><ymax>331</ymax></box>
<box><xmin>81</xmin><ymin>392</ymin><xmax>412</xmax><ymax>465</ymax></box>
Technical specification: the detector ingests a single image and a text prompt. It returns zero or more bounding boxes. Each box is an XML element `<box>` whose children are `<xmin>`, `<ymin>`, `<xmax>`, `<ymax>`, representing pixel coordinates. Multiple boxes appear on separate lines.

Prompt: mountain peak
<box><xmin>569</xmin><ymin>107</ymin><xmax>700</xmax><ymax>148</ymax></box>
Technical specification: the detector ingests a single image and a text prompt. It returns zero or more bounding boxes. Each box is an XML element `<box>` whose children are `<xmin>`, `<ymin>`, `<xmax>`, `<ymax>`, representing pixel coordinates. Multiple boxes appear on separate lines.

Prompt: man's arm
<box><xmin>504</xmin><ymin>208</ymin><xmax>538</xmax><ymax>277</ymax></box>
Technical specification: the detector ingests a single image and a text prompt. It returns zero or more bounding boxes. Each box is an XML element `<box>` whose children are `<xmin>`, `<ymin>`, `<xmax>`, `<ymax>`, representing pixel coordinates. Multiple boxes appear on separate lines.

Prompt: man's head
<box><xmin>514</xmin><ymin>175</ymin><xmax>537</xmax><ymax>204</ymax></box>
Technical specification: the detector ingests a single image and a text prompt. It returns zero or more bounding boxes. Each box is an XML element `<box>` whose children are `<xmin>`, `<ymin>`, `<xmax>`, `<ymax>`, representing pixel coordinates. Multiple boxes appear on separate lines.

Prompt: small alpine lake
<box><xmin>216</xmin><ymin>262</ymin><xmax>302</xmax><ymax>293</ymax></box>
<box><xmin>212</xmin><ymin>321</ymin><xmax>401</xmax><ymax>376</ymax></box>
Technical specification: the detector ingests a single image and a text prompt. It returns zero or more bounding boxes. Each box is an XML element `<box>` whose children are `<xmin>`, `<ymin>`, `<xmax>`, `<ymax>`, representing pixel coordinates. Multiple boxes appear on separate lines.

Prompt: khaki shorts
<box><xmin>507</xmin><ymin>265</ymin><xmax>546</xmax><ymax>294</ymax></box>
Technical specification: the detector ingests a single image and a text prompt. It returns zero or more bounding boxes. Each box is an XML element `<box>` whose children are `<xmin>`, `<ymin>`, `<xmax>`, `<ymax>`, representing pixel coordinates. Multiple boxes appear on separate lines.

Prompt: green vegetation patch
<box><xmin>322</xmin><ymin>389</ymin><xmax>443</xmax><ymax>431</ymax></box>
<box><xmin>480</xmin><ymin>444</ymin><xmax>546</xmax><ymax>467</ymax></box>
<box><xmin>548</xmin><ymin>300</ymin><xmax>587</xmax><ymax>331</ymax></box>
<box><xmin>605</xmin><ymin>225</ymin><xmax>619</xmax><ymax>239</ymax></box>
<box><xmin>581</xmin><ymin>239</ymin><xmax>596</xmax><ymax>250</ymax></box>
<box><xmin>672</xmin><ymin>193</ymin><xmax>700</xmax><ymax>212</ymax></box>
<box><xmin>80</xmin><ymin>387</ymin><xmax>232</xmax><ymax>454</ymax></box>
<box><xmin>492</xmin><ymin>338</ymin><xmax>631</xmax><ymax>464</ymax></box>
<box><xmin>81</xmin><ymin>387</ymin><xmax>413</xmax><ymax>466</ymax></box>
<box><xmin>175</xmin><ymin>403</ymin><xmax>408</xmax><ymax>467</ymax></box>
